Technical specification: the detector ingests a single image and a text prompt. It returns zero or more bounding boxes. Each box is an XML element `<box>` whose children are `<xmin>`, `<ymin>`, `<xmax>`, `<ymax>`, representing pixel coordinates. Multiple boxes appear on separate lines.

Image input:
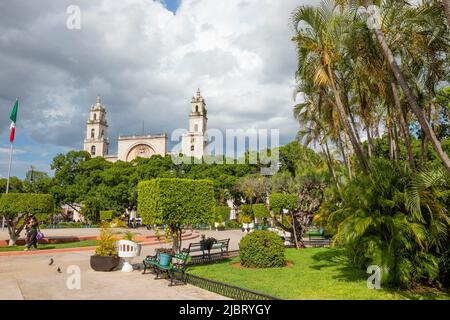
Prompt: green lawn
<box><xmin>188</xmin><ymin>248</ymin><xmax>450</xmax><ymax>300</ymax></box>
<box><xmin>0</xmin><ymin>240</ymin><xmax>99</xmax><ymax>252</ymax></box>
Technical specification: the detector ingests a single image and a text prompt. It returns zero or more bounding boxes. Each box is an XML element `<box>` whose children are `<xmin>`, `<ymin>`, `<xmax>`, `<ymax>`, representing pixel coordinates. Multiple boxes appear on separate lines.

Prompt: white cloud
<box><xmin>0</xmin><ymin>0</ymin><xmax>321</xmax><ymax>156</ymax></box>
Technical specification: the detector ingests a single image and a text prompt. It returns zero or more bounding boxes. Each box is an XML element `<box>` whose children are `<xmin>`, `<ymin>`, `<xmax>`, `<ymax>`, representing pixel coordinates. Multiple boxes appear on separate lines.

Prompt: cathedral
<box><xmin>83</xmin><ymin>90</ymin><xmax>208</xmax><ymax>162</ymax></box>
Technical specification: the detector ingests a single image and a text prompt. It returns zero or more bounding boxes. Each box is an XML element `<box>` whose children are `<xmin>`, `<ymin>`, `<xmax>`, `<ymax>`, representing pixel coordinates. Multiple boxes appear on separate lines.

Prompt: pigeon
<box><xmin>49</xmin><ymin>258</ymin><xmax>54</xmax><ymax>266</ymax></box>
<box><xmin>57</xmin><ymin>267</ymin><xmax>62</xmax><ymax>273</ymax></box>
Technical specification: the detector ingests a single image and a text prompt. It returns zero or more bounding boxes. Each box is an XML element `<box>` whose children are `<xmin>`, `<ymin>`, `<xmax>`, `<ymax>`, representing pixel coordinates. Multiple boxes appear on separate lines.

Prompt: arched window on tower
<box><xmin>94</xmin><ymin>113</ymin><xmax>97</xmax><ymax>121</ymax></box>
<box><xmin>91</xmin><ymin>145</ymin><xmax>96</xmax><ymax>156</ymax></box>
<box><xmin>195</xmin><ymin>106</ymin><xmax>199</xmax><ymax>113</ymax></box>
<box><xmin>91</xmin><ymin>129</ymin><xmax>95</xmax><ymax>138</ymax></box>
<box><xmin>194</xmin><ymin>124</ymin><xmax>198</xmax><ymax>132</ymax></box>
<box><xmin>191</xmin><ymin>145</ymin><xmax>195</xmax><ymax>151</ymax></box>
<box><xmin>101</xmin><ymin>130</ymin><xmax>104</xmax><ymax>137</ymax></box>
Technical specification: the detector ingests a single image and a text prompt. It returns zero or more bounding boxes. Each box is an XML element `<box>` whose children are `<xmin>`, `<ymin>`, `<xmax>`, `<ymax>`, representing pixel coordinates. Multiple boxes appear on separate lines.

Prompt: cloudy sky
<box><xmin>0</xmin><ymin>0</ymin><xmax>319</xmax><ymax>178</ymax></box>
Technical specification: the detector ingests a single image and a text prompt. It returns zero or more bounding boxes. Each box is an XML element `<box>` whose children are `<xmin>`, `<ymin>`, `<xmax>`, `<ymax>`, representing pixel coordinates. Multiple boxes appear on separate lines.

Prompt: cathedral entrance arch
<box><xmin>126</xmin><ymin>143</ymin><xmax>156</xmax><ymax>162</ymax></box>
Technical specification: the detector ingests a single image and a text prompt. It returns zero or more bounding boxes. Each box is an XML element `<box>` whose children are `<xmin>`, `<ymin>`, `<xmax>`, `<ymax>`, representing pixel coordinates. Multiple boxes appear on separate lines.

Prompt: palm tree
<box><xmin>360</xmin><ymin>0</ymin><xmax>450</xmax><ymax>173</ymax></box>
<box><xmin>332</xmin><ymin>160</ymin><xmax>449</xmax><ymax>287</ymax></box>
<box><xmin>292</xmin><ymin>1</ymin><xmax>370</xmax><ymax>174</ymax></box>
<box><xmin>442</xmin><ymin>0</ymin><xmax>450</xmax><ymax>26</ymax></box>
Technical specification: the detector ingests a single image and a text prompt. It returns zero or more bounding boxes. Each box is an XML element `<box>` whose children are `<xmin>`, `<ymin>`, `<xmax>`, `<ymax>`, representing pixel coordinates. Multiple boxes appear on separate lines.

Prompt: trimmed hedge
<box><xmin>215</xmin><ymin>205</ymin><xmax>231</xmax><ymax>222</ymax></box>
<box><xmin>239</xmin><ymin>230</ymin><xmax>286</xmax><ymax>268</ymax></box>
<box><xmin>225</xmin><ymin>220</ymin><xmax>241</xmax><ymax>229</ymax></box>
<box><xmin>99</xmin><ymin>210</ymin><xmax>114</xmax><ymax>221</ymax></box>
<box><xmin>0</xmin><ymin>193</ymin><xmax>54</xmax><ymax>218</ymax></box>
<box><xmin>269</xmin><ymin>193</ymin><xmax>297</xmax><ymax>213</ymax></box>
<box><xmin>138</xmin><ymin>178</ymin><xmax>215</xmax><ymax>226</ymax></box>
<box><xmin>252</xmin><ymin>204</ymin><xmax>270</xmax><ymax>219</ymax></box>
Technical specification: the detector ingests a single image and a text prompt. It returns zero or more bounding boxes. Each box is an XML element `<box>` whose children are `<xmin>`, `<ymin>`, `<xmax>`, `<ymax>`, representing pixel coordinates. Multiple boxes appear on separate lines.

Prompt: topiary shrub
<box><xmin>239</xmin><ymin>230</ymin><xmax>286</xmax><ymax>268</ymax></box>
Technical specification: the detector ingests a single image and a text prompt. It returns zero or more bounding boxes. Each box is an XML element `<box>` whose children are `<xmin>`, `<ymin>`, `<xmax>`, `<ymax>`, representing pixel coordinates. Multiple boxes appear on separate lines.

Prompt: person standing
<box><xmin>24</xmin><ymin>216</ymin><xmax>39</xmax><ymax>251</ymax></box>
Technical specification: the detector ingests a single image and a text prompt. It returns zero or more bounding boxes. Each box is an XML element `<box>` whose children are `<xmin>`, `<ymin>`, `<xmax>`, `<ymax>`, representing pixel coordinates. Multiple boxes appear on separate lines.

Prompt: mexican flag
<box><xmin>9</xmin><ymin>100</ymin><xmax>18</xmax><ymax>143</ymax></box>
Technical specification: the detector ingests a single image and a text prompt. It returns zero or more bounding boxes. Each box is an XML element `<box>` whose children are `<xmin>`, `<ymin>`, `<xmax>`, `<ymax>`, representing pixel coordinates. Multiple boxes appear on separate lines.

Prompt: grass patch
<box><xmin>188</xmin><ymin>248</ymin><xmax>450</xmax><ymax>300</ymax></box>
<box><xmin>0</xmin><ymin>240</ymin><xmax>99</xmax><ymax>252</ymax></box>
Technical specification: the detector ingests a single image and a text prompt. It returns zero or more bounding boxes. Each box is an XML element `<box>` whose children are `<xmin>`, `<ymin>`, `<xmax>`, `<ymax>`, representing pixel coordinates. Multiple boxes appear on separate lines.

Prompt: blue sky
<box><xmin>159</xmin><ymin>0</ymin><xmax>181</xmax><ymax>14</ymax></box>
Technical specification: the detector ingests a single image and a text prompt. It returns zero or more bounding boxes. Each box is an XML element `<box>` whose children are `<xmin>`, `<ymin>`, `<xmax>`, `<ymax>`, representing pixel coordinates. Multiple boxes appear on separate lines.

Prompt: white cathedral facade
<box><xmin>83</xmin><ymin>90</ymin><xmax>208</xmax><ymax>162</ymax></box>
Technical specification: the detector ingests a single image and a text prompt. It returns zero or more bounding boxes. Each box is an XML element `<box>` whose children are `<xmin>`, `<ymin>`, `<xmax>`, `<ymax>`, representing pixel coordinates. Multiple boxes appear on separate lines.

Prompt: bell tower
<box><xmin>84</xmin><ymin>96</ymin><xmax>109</xmax><ymax>157</ymax></box>
<box><xmin>182</xmin><ymin>89</ymin><xmax>208</xmax><ymax>158</ymax></box>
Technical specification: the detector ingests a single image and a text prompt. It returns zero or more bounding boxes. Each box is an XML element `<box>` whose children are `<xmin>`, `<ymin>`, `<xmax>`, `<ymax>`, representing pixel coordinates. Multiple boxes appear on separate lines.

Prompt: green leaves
<box><xmin>137</xmin><ymin>178</ymin><xmax>215</xmax><ymax>227</ymax></box>
<box><xmin>239</xmin><ymin>231</ymin><xmax>286</xmax><ymax>268</ymax></box>
<box><xmin>325</xmin><ymin>159</ymin><xmax>449</xmax><ymax>287</ymax></box>
<box><xmin>0</xmin><ymin>193</ymin><xmax>55</xmax><ymax>218</ymax></box>
<box><xmin>269</xmin><ymin>193</ymin><xmax>298</xmax><ymax>211</ymax></box>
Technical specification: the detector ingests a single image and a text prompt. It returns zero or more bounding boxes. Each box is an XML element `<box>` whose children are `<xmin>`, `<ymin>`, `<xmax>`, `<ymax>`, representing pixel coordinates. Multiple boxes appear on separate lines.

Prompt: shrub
<box><xmin>269</xmin><ymin>193</ymin><xmax>298</xmax><ymax>213</ymax></box>
<box><xmin>110</xmin><ymin>217</ymin><xmax>127</xmax><ymax>228</ymax></box>
<box><xmin>252</xmin><ymin>204</ymin><xmax>270</xmax><ymax>219</ymax></box>
<box><xmin>225</xmin><ymin>220</ymin><xmax>241</xmax><ymax>229</ymax></box>
<box><xmin>215</xmin><ymin>205</ymin><xmax>231</xmax><ymax>222</ymax></box>
<box><xmin>239</xmin><ymin>230</ymin><xmax>286</xmax><ymax>268</ymax></box>
<box><xmin>99</xmin><ymin>210</ymin><xmax>114</xmax><ymax>221</ymax></box>
<box><xmin>327</xmin><ymin>160</ymin><xmax>450</xmax><ymax>288</ymax></box>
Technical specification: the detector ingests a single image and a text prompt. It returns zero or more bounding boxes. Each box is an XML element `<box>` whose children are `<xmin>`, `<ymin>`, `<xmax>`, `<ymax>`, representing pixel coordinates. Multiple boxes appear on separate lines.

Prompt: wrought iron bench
<box><xmin>183</xmin><ymin>238</ymin><xmax>230</xmax><ymax>257</ymax></box>
<box><xmin>154</xmin><ymin>252</ymin><xmax>189</xmax><ymax>286</ymax></box>
<box><xmin>307</xmin><ymin>229</ymin><xmax>331</xmax><ymax>247</ymax></box>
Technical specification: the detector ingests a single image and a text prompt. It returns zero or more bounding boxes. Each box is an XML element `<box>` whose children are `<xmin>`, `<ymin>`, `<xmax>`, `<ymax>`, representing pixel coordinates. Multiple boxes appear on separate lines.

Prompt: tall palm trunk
<box><xmin>321</xmin><ymin>139</ymin><xmax>339</xmax><ymax>190</ymax></box>
<box><xmin>327</xmin><ymin>65</ymin><xmax>369</xmax><ymax>174</ymax></box>
<box><xmin>443</xmin><ymin>0</ymin><xmax>450</xmax><ymax>27</ymax></box>
<box><xmin>364</xmin><ymin>0</ymin><xmax>450</xmax><ymax>174</ymax></box>
<box><xmin>391</xmin><ymin>82</ymin><xmax>415</xmax><ymax>169</ymax></box>
<box><xmin>342</xmin><ymin>132</ymin><xmax>354</xmax><ymax>179</ymax></box>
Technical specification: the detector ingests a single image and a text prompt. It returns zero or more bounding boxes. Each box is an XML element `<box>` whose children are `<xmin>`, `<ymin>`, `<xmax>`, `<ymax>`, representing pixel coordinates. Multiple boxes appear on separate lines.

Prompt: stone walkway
<box><xmin>0</xmin><ymin>230</ymin><xmax>244</xmax><ymax>300</ymax></box>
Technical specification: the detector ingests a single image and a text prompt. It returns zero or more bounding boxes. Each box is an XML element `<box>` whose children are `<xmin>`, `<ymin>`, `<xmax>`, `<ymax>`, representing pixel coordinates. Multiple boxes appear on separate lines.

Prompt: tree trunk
<box><xmin>321</xmin><ymin>140</ymin><xmax>338</xmax><ymax>190</ymax></box>
<box><xmin>290</xmin><ymin>212</ymin><xmax>300</xmax><ymax>249</ymax></box>
<box><xmin>391</xmin><ymin>82</ymin><xmax>415</xmax><ymax>169</ymax></box>
<box><xmin>342</xmin><ymin>132</ymin><xmax>353</xmax><ymax>179</ymax></box>
<box><xmin>7</xmin><ymin>222</ymin><xmax>17</xmax><ymax>246</ymax></box>
<box><xmin>364</xmin><ymin>0</ymin><xmax>450</xmax><ymax>174</ymax></box>
<box><xmin>358</xmin><ymin>87</ymin><xmax>374</xmax><ymax>158</ymax></box>
<box><xmin>327</xmin><ymin>65</ymin><xmax>369</xmax><ymax>174</ymax></box>
<box><xmin>443</xmin><ymin>0</ymin><xmax>450</xmax><ymax>27</ymax></box>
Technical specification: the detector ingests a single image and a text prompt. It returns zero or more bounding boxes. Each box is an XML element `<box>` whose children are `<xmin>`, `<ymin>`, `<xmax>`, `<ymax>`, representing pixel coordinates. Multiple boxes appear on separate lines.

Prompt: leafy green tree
<box><xmin>138</xmin><ymin>178</ymin><xmax>215</xmax><ymax>251</ymax></box>
<box><xmin>0</xmin><ymin>193</ymin><xmax>54</xmax><ymax>246</ymax></box>
<box><xmin>0</xmin><ymin>177</ymin><xmax>23</xmax><ymax>194</ymax></box>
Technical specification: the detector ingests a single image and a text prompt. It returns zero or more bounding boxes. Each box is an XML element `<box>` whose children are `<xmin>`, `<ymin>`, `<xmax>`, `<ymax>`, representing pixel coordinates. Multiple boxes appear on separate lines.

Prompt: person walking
<box><xmin>24</xmin><ymin>216</ymin><xmax>39</xmax><ymax>251</ymax></box>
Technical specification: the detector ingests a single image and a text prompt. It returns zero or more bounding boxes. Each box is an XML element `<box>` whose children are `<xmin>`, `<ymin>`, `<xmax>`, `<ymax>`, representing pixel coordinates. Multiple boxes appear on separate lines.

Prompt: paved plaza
<box><xmin>0</xmin><ymin>229</ymin><xmax>244</xmax><ymax>300</ymax></box>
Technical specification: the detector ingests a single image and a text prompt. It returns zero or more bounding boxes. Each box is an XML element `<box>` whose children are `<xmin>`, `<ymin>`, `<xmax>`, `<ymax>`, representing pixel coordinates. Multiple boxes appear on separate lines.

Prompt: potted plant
<box><xmin>90</xmin><ymin>223</ymin><xmax>120</xmax><ymax>272</ymax></box>
<box><xmin>215</xmin><ymin>215</ymin><xmax>225</xmax><ymax>231</ymax></box>
<box><xmin>239</xmin><ymin>215</ymin><xmax>252</xmax><ymax>233</ymax></box>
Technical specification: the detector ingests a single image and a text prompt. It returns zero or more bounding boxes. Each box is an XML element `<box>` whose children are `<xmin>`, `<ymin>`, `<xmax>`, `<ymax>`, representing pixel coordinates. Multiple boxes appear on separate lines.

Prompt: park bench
<box><xmin>142</xmin><ymin>251</ymin><xmax>189</xmax><ymax>286</ymax></box>
<box><xmin>307</xmin><ymin>229</ymin><xmax>331</xmax><ymax>247</ymax></box>
<box><xmin>182</xmin><ymin>238</ymin><xmax>230</xmax><ymax>257</ymax></box>
<box><xmin>155</xmin><ymin>252</ymin><xmax>189</xmax><ymax>286</ymax></box>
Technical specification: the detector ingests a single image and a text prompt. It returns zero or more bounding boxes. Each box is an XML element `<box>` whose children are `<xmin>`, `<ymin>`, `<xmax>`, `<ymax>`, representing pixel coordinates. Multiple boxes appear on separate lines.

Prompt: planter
<box><xmin>90</xmin><ymin>255</ymin><xmax>120</xmax><ymax>272</ymax></box>
<box><xmin>117</xmin><ymin>240</ymin><xmax>142</xmax><ymax>272</ymax></box>
<box><xmin>159</xmin><ymin>253</ymin><xmax>172</xmax><ymax>267</ymax></box>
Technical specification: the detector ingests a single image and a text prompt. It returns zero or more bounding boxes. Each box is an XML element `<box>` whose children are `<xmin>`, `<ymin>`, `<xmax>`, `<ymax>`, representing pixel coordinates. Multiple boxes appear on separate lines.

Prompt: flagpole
<box><xmin>5</xmin><ymin>97</ymin><xmax>18</xmax><ymax>195</ymax></box>
<box><xmin>5</xmin><ymin>143</ymin><xmax>13</xmax><ymax>194</ymax></box>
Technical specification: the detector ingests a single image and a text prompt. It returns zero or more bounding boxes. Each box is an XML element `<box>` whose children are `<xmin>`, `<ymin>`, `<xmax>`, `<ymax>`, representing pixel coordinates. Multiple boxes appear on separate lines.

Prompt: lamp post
<box><xmin>29</xmin><ymin>165</ymin><xmax>35</xmax><ymax>192</ymax></box>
